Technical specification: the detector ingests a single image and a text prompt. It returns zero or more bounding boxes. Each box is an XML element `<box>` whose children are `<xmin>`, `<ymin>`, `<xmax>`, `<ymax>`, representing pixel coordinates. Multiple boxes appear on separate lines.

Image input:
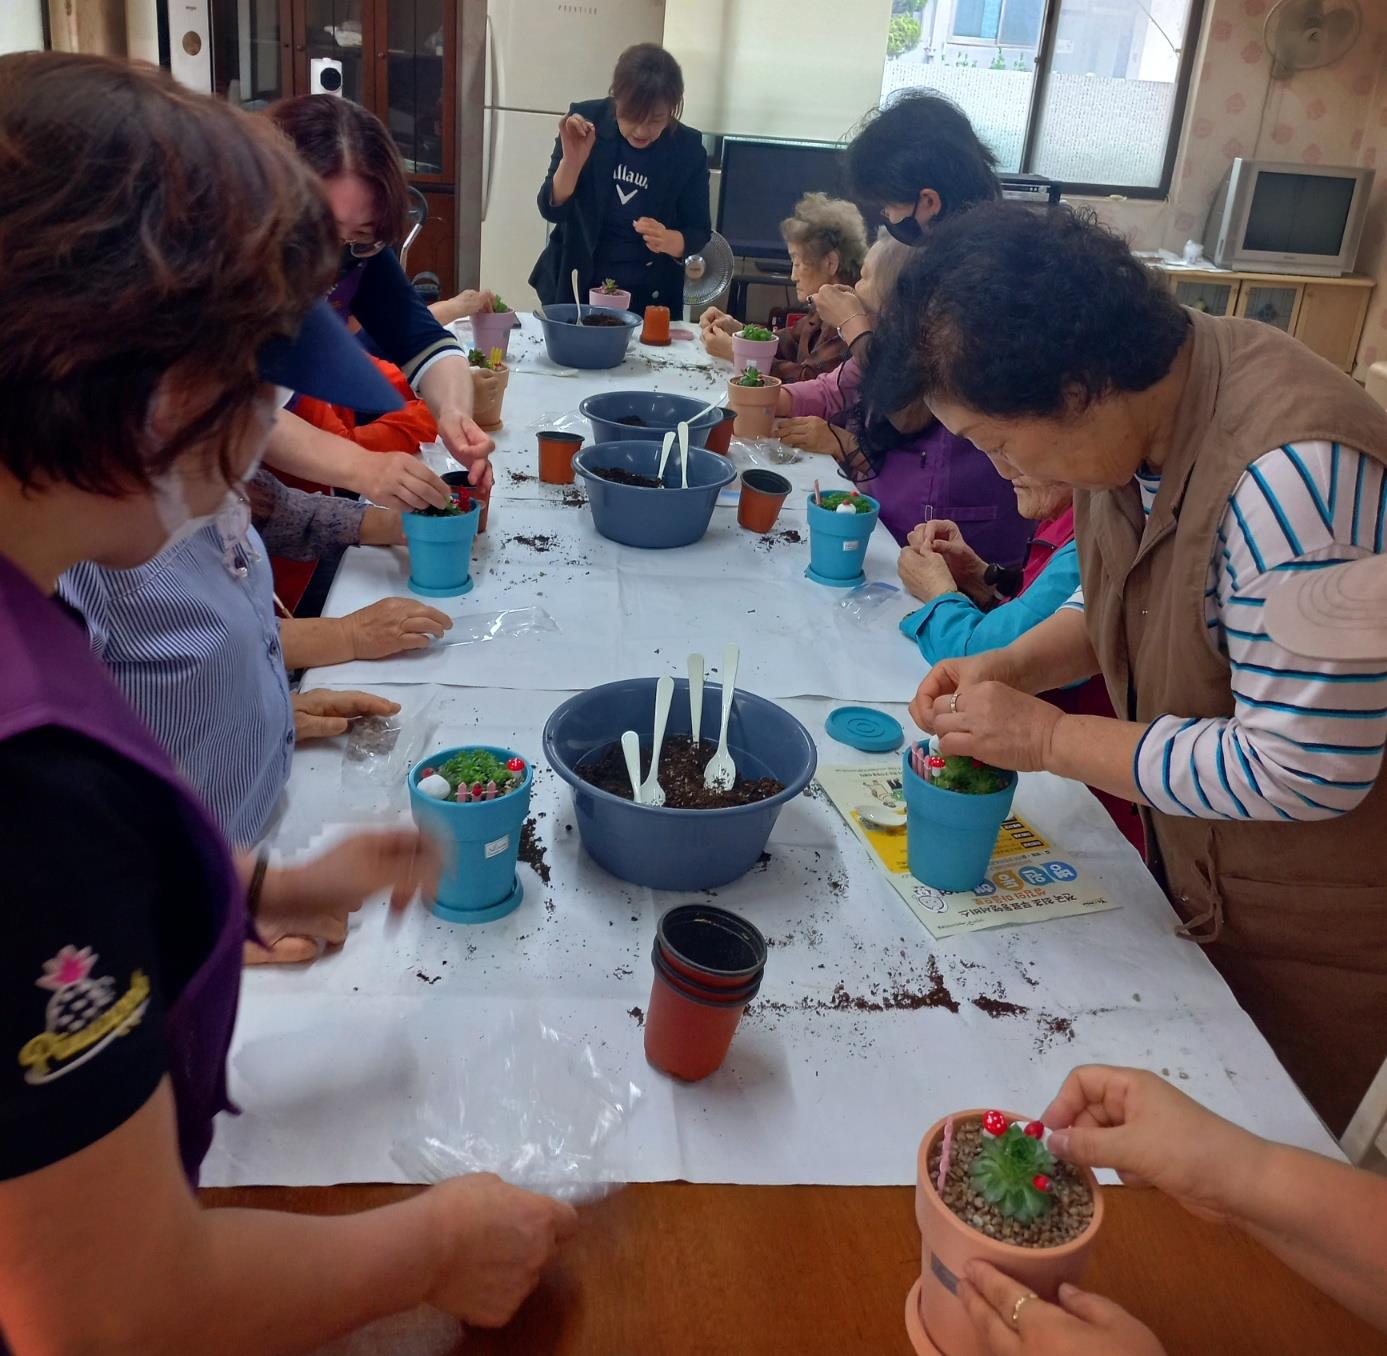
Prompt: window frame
<box><xmin>949</xmin><ymin>0</ymin><xmax>1042</xmax><ymax>49</ymax></box>
<box><xmin>1012</xmin><ymin>0</ymin><xmax>1208</xmax><ymax>199</ymax></box>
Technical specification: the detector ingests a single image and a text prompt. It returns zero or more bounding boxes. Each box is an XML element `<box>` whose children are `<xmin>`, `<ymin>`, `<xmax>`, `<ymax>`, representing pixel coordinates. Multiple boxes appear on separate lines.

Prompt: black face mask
<box><xmin>884</xmin><ymin>213</ymin><xmax>927</xmax><ymax>247</ymax></box>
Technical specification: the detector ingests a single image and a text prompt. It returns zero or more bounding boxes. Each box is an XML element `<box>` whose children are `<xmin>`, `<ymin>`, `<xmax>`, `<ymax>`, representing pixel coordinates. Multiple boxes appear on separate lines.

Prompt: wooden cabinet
<box><xmin>1153</xmin><ymin>264</ymin><xmax>1374</xmax><ymax>374</ymax></box>
<box><xmin>211</xmin><ymin>0</ymin><xmax>457</xmax><ymax>294</ymax></box>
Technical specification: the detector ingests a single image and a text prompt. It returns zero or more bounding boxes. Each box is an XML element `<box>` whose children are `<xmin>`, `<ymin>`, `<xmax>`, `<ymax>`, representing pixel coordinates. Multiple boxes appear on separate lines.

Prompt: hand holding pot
<box><xmin>345</xmin><ymin>596</ymin><xmax>453</xmax><ymax>659</ymax></box>
<box><xmin>424</xmin><ymin>1173</ymin><xmax>578</xmax><ymax>1326</ymax></box>
<box><xmin>1043</xmin><ymin>1065</ymin><xmax>1264</xmax><ymax>1225</ymax></box>
<box><xmin>897</xmin><ymin>542</ymin><xmax>958</xmax><ymax>603</ymax></box>
<box><xmin>355</xmin><ymin>450</ymin><xmax>451</xmax><ymax>512</ymax></box>
<box><xmin>928</xmin><ymin>680</ymin><xmax>1063</xmax><ymax>773</ymax></box>
<box><xmin>959</xmin><ymin>1260</ymin><xmax>1166</xmax><ymax>1356</ymax></box>
<box><xmin>909</xmin><ymin>650</ymin><xmax>1026</xmax><ymax>733</ymax></box>
<box><xmin>776</xmin><ymin>415</ymin><xmax>840</xmax><ymax>456</ymax></box>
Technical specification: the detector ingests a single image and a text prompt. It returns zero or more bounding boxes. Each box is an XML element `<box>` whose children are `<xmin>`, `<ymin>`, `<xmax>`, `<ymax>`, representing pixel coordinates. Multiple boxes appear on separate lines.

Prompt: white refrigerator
<box><xmin>467</xmin><ymin>0</ymin><xmax>666</xmax><ymax>313</ymax></box>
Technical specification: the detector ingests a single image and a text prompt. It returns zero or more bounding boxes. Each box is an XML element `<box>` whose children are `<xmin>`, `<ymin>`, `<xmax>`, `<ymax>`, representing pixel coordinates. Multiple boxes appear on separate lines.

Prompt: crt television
<box><xmin>716</xmin><ymin>137</ymin><xmax>850</xmax><ymax>261</ymax></box>
<box><xmin>1202</xmin><ymin>159</ymin><xmax>1374</xmax><ymax>277</ymax></box>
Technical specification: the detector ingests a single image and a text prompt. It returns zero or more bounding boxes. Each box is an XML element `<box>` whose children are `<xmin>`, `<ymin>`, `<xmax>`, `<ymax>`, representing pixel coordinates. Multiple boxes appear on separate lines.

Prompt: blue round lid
<box><xmin>825</xmin><ymin>706</ymin><xmax>904</xmax><ymax>753</ymax></box>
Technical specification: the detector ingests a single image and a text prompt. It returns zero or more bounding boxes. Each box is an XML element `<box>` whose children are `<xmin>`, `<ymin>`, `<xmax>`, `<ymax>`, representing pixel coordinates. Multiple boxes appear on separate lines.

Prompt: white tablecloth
<box><xmin>202</xmin><ymin>331</ymin><xmax>1339</xmax><ymax>1188</ymax></box>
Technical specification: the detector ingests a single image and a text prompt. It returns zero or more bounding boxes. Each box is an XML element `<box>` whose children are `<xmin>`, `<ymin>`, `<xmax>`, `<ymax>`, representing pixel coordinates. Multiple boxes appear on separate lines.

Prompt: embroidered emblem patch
<box><xmin>19</xmin><ymin>946</ymin><xmax>149</xmax><ymax>1084</ymax></box>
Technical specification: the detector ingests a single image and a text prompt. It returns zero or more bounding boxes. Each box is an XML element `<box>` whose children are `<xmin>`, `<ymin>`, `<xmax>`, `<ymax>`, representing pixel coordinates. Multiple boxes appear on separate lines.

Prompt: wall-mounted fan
<box><xmin>683</xmin><ymin>231</ymin><xmax>735</xmax><ymax>313</ymax></box>
<box><xmin>1264</xmin><ymin>0</ymin><xmax>1362</xmax><ymax>79</ymax></box>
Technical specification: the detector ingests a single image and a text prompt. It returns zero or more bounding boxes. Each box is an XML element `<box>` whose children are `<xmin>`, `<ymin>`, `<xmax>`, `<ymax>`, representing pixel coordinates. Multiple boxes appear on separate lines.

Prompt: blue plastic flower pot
<box><xmin>579</xmin><ymin>390</ymin><xmax>723</xmax><ymax>446</ymax></box>
<box><xmin>573</xmin><ymin>441</ymin><xmax>736</xmax><ymax>549</ymax></box>
<box><xmin>408</xmin><ymin>746</ymin><xmax>533</xmax><ymax>923</ymax></box>
<box><xmin>902</xmin><ymin>752</ymin><xmax>1017</xmax><ymax>892</ymax></box>
<box><xmin>400</xmin><ymin>499</ymin><xmax>479</xmax><ymax>597</ymax></box>
<box><xmin>805</xmin><ymin>493</ymin><xmax>880</xmax><ymax>587</ymax></box>
<box><xmin>543</xmin><ymin>677</ymin><xmax>818</xmax><ymax>890</ymax></box>
<box><xmin>537</xmin><ymin>304</ymin><xmax>641</xmax><ymax>369</ymax></box>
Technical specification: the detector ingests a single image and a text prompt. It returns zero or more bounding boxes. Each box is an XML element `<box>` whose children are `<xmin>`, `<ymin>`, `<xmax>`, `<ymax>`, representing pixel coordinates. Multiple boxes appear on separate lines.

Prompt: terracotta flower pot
<box><xmin>442</xmin><ymin>471</ymin><xmax>490</xmax><ymax>533</ymax></box>
<box><xmin>731</xmin><ymin>331</ymin><xmax>779</xmax><ymax>375</ymax></box>
<box><xmin>703</xmin><ymin>408</ymin><xmax>737</xmax><ymax>455</ymax></box>
<box><xmin>737</xmin><ymin>469</ymin><xmax>792</xmax><ymax>533</ymax></box>
<box><xmin>727</xmin><ymin>375</ymin><xmax>782</xmax><ymax>438</ymax></box>
<box><xmin>909</xmin><ymin>1110</ymin><xmax>1104</xmax><ymax>1356</ymax></box>
<box><xmin>643</xmin><ymin>951</ymin><xmax>762</xmax><ymax>1082</ymax></box>
<box><xmin>640</xmin><ymin>305</ymin><xmax>671</xmax><ymax>346</ymax></box>
<box><xmin>590</xmin><ymin>286</ymin><xmax>632</xmax><ymax>311</ymax></box>
<box><xmin>537</xmin><ymin>430</ymin><xmax>584</xmax><ymax>484</ymax></box>
<box><xmin>469</xmin><ymin>363</ymin><xmax>509</xmax><ymax>432</ymax></box>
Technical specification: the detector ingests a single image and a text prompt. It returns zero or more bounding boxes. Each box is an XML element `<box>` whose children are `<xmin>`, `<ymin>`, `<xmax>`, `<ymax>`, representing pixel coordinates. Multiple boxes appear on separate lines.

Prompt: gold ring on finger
<box><xmin>949</xmin><ymin>692</ymin><xmax>960</xmax><ymax>715</ymax></box>
<box><xmin>1010</xmin><ymin>1292</ymin><xmax>1038</xmax><ymax>1328</ymax></box>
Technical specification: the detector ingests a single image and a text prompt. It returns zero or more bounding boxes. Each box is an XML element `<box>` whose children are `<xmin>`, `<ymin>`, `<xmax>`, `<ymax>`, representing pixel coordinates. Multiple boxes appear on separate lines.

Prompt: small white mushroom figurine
<box><xmin>418</xmin><ymin>773</ymin><xmax>452</xmax><ymax>800</ymax></box>
<box><xmin>835</xmin><ymin>501</ymin><xmax>857</xmax><ymax>514</ymax></box>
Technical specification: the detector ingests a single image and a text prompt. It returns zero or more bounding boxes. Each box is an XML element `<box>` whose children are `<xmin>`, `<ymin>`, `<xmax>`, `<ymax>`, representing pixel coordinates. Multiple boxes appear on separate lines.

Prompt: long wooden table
<box><xmin>201</xmin><ymin>1182</ymin><xmax>1387</xmax><ymax>1355</ymax></box>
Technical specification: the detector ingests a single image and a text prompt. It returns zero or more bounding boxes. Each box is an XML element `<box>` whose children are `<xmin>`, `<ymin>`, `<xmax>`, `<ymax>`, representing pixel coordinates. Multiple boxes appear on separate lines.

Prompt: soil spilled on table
<box><xmin>928</xmin><ymin>1120</ymin><xmax>1094</xmax><ymax>1248</ymax></box>
<box><xmin>518</xmin><ymin>817</ymin><xmax>550</xmax><ymax>885</ymax></box>
<box><xmin>588</xmin><ymin>466</ymin><xmax>663</xmax><ymax>488</ymax></box>
<box><xmin>577</xmin><ymin>734</ymin><xmax>784</xmax><ymax>809</ymax></box>
<box><xmin>755</xmin><ymin>528</ymin><xmax>804</xmax><ymax>551</ymax></box>
<box><xmin>560</xmin><ymin>488</ymin><xmax>586</xmax><ymax>507</ymax></box>
<box><xmin>514</xmin><ymin>533</ymin><xmax>558</xmax><ymax>552</ymax></box>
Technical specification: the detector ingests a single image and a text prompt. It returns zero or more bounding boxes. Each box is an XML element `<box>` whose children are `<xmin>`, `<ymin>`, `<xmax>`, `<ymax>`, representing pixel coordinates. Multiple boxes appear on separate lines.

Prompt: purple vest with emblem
<box><xmin>0</xmin><ymin>553</ymin><xmax>245</xmax><ymax>1184</ymax></box>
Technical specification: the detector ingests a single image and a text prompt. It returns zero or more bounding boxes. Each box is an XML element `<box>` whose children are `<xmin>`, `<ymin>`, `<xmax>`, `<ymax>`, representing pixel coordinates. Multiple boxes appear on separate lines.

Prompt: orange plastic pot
<box><xmin>643</xmin><ymin>965</ymin><xmax>757</xmax><ymax>1082</ymax></box>
<box><xmin>640</xmin><ymin>305</ymin><xmax>671</xmax><ymax>346</ymax></box>
<box><xmin>442</xmin><ymin>472</ymin><xmax>490</xmax><ymax>533</ymax></box>
<box><xmin>704</xmin><ymin>408</ymin><xmax>737</xmax><ymax>455</ymax></box>
<box><xmin>656</xmin><ymin>904</ymin><xmax>766</xmax><ymax>991</ymax></box>
<box><xmin>537</xmin><ymin>430</ymin><xmax>584</xmax><ymax>484</ymax></box>
<box><xmin>909</xmin><ymin>1110</ymin><xmax>1104</xmax><ymax>1356</ymax></box>
<box><xmin>737</xmin><ymin>469</ymin><xmax>792</xmax><ymax>533</ymax></box>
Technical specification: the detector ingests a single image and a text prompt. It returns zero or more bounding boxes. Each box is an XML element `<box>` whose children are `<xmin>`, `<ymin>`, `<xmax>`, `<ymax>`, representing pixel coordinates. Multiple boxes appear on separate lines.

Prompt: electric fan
<box><xmin>683</xmin><ymin>230</ymin><xmax>736</xmax><ymax>313</ymax></box>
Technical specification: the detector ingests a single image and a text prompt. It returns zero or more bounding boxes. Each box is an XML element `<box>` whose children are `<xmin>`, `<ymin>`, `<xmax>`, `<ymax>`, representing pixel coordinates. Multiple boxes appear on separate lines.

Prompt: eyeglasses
<box><xmin>345</xmin><ymin>239</ymin><xmax>387</xmax><ymax>260</ymax></box>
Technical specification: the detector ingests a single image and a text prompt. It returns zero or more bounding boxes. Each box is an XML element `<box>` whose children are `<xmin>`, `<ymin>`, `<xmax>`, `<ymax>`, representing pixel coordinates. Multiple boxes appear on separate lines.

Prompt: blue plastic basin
<box><xmin>543</xmin><ymin>677</ymin><xmax>818</xmax><ymax>890</ymax></box>
<box><xmin>573</xmin><ymin>441</ymin><xmax>736</xmax><ymax>549</ymax></box>
<box><xmin>902</xmin><ymin>751</ymin><xmax>1017</xmax><ymax>892</ymax></box>
<box><xmin>401</xmin><ymin>499</ymin><xmax>480</xmax><ymax>597</ymax></box>
<box><xmin>805</xmin><ymin>492</ymin><xmax>880</xmax><ymax>586</ymax></box>
<box><xmin>537</xmin><ymin>304</ymin><xmax>641</xmax><ymax>369</ymax></box>
<box><xmin>408</xmin><ymin>746</ymin><xmax>533</xmax><ymax>923</ymax></box>
<box><xmin>579</xmin><ymin>390</ymin><xmax>723</xmax><ymax>446</ymax></box>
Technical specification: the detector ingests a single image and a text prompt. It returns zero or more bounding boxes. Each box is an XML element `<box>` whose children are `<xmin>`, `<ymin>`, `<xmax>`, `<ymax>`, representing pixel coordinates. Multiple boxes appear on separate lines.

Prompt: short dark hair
<box><xmin>610</xmin><ymin>44</ymin><xmax>684</xmax><ymax>123</ymax></box>
<box><xmin>859</xmin><ymin>202</ymin><xmax>1191</xmax><ymax>419</ymax></box>
<box><xmin>0</xmin><ymin>53</ymin><xmax>336</xmax><ymax>496</ymax></box>
<box><xmin>267</xmin><ymin>94</ymin><xmax>410</xmax><ymax>245</ymax></box>
<box><xmin>847</xmin><ymin>90</ymin><xmax>1000</xmax><ymax>218</ymax></box>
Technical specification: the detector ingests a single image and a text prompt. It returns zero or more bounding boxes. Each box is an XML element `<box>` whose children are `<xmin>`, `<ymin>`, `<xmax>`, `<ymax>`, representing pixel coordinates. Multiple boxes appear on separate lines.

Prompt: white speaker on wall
<box><xmin>164</xmin><ymin>1</ymin><xmax>211</xmax><ymax>92</ymax></box>
<box><xmin>311</xmin><ymin>58</ymin><xmax>345</xmax><ymax>97</ymax></box>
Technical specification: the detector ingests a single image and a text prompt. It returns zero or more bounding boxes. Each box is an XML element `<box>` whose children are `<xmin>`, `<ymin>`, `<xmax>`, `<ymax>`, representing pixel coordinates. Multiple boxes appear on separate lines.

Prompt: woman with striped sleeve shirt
<box><xmin>868</xmin><ymin>203</ymin><xmax>1387</xmax><ymax>1135</ymax></box>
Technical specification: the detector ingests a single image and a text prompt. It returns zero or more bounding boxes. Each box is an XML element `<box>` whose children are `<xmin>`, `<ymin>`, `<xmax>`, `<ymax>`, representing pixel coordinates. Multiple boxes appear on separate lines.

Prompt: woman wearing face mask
<box><xmin>530</xmin><ymin>43</ymin><xmax>710</xmax><ymax>316</ymax></box>
<box><xmin>809</xmin><ymin>90</ymin><xmax>1002</xmax><ymax>349</ymax></box>
<box><xmin>0</xmin><ymin>54</ymin><xmax>574</xmax><ymax>1351</ymax></box>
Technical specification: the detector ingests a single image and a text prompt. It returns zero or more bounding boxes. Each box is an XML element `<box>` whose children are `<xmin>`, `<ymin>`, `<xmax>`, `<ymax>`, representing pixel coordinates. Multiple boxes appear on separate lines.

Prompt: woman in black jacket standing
<box><xmin>530</xmin><ymin>44</ymin><xmax>710</xmax><ymax>315</ymax></box>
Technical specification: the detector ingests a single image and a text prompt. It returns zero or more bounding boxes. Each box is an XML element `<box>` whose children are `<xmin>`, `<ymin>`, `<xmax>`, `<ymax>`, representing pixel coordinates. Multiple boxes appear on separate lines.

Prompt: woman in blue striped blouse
<box><xmin>872</xmin><ymin>203</ymin><xmax>1387</xmax><ymax>1135</ymax></box>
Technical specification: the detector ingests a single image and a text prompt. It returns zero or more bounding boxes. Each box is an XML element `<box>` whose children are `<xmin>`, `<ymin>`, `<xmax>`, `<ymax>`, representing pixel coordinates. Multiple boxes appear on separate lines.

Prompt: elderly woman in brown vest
<box><xmin>862</xmin><ymin>203</ymin><xmax>1387</xmax><ymax>1136</ymax></box>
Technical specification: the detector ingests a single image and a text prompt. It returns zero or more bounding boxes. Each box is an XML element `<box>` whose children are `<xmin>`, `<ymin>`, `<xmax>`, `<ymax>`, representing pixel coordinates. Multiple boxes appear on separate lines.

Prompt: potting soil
<box><xmin>928</xmin><ymin>1121</ymin><xmax>1094</xmax><ymax>1248</ymax></box>
<box><xmin>588</xmin><ymin>466</ymin><xmax>663</xmax><ymax>489</ymax></box>
<box><xmin>581</xmin><ymin>313</ymin><xmax>627</xmax><ymax>327</ymax></box>
<box><xmin>577</xmin><ymin>735</ymin><xmax>785</xmax><ymax>809</ymax></box>
<box><xmin>615</xmin><ymin>414</ymin><xmax>649</xmax><ymax>426</ymax></box>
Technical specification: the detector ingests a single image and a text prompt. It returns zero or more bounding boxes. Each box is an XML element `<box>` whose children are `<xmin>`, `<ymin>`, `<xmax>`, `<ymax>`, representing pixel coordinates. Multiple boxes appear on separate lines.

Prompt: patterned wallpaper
<box><xmin>1082</xmin><ymin>0</ymin><xmax>1387</xmax><ymax>377</ymax></box>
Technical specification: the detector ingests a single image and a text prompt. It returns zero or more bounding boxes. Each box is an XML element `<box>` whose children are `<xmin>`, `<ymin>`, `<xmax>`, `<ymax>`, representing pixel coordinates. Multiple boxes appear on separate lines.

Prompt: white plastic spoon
<box><xmin>677</xmin><ymin>420</ymin><xmax>690</xmax><ymax>489</ymax></box>
<box><xmin>640</xmin><ymin>676</ymin><xmax>674</xmax><ymax>807</ymax></box>
<box><xmin>571</xmin><ymin>268</ymin><xmax>584</xmax><ymax>321</ymax></box>
<box><xmin>688</xmin><ymin>652</ymin><xmax>705</xmax><ymax>744</ymax></box>
<box><xmin>703</xmin><ymin>642</ymin><xmax>740</xmax><ymax>792</ymax></box>
<box><xmin>620</xmin><ymin>730</ymin><xmax>645</xmax><ymax>805</ymax></box>
<box><xmin>656</xmin><ymin>430</ymin><xmax>675</xmax><ymax>486</ymax></box>
<box><xmin>857</xmin><ymin>803</ymin><xmax>907</xmax><ymax>830</ymax></box>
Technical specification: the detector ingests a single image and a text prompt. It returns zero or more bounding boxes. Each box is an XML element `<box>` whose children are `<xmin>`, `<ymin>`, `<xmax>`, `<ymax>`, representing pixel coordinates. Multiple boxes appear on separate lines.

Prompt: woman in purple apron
<box><xmin>0</xmin><ymin>53</ymin><xmax>573</xmax><ymax>1350</ymax></box>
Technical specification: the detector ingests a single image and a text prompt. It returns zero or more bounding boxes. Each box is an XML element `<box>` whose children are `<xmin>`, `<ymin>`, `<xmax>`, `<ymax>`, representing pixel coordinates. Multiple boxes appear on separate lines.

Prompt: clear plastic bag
<box><xmin>737</xmin><ymin>436</ymin><xmax>801</xmax><ymax>466</ymax></box>
<box><xmin>839</xmin><ymin>580</ymin><xmax>903</xmax><ymax>623</ymax></box>
<box><xmin>527</xmin><ymin>408</ymin><xmax>587</xmax><ymax>437</ymax></box>
<box><xmin>435</xmin><ymin>605</ymin><xmax>559</xmax><ymax>648</ymax></box>
<box><xmin>390</xmin><ymin>1013</ymin><xmax>641</xmax><ymax>1204</ymax></box>
<box><xmin>340</xmin><ymin>689</ymin><xmax>439</xmax><ymax>792</ymax></box>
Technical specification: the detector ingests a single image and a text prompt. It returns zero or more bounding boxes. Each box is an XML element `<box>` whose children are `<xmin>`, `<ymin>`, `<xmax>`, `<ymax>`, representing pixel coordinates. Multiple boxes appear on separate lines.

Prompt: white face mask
<box><xmin>151</xmin><ymin>451</ymin><xmax>265</xmax><ymax>562</ymax></box>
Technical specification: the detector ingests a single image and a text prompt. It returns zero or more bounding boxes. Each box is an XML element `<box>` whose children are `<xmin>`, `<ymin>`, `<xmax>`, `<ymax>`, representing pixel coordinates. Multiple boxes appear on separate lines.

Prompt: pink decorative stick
<box><xmin>936</xmin><ymin>1117</ymin><xmax>954</xmax><ymax>1193</ymax></box>
<box><xmin>813</xmin><ymin>478</ymin><xmax>822</xmax><ymax>506</ymax></box>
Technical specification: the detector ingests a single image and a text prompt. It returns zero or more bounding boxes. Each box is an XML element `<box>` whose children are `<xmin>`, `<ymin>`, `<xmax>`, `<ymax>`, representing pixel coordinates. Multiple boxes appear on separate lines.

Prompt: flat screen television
<box><xmin>716</xmin><ymin>137</ymin><xmax>850</xmax><ymax>262</ymax></box>
<box><xmin>1202</xmin><ymin>159</ymin><xmax>1375</xmax><ymax>277</ymax></box>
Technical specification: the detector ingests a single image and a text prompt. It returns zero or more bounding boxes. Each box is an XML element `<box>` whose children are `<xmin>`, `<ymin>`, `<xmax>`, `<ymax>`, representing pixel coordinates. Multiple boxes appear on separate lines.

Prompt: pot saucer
<box><xmin>905</xmin><ymin>1280</ymin><xmax>944</xmax><ymax>1356</ymax></box>
<box><xmin>430</xmin><ymin>875</ymin><xmax>523</xmax><ymax>925</ymax></box>
<box><xmin>804</xmin><ymin>564</ymin><xmax>867</xmax><ymax>589</ymax></box>
<box><xmin>408</xmin><ymin>574</ymin><xmax>475</xmax><ymax>598</ymax></box>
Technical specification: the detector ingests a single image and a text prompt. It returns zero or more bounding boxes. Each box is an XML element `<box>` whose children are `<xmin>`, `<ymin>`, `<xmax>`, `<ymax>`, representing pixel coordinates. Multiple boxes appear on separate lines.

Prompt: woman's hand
<box><xmin>558</xmin><ymin>113</ymin><xmax>596</xmax><ymax>168</ymax></box>
<box><xmin>429</xmin><ymin>289</ymin><xmax>495</xmax><ymax>326</ymax></box>
<box><xmin>1042</xmin><ymin>1066</ymin><xmax>1266</xmax><ymax>1225</ymax></box>
<box><xmin>634</xmin><ymin>217</ymin><xmax>684</xmax><ymax>258</ymax></box>
<box><xmin>925</xmin><ymin>680</ymin><xmax>1063</xmax><ymax>772</ymax></box>
<box><xmin>897</xmin><ymin>545</ymin><xmax>959</xmax><ymax>603</ymax></box>
<box><xmin>345</xmin><ymin>597</ymin><xmax>453</xmax><ymax>659</ymax></box>
<box><xmin>908</xmin><ymin>519</ymin><xmax>989</xmax><ymax>600</ymax></box>
<box><xmin>701</xmin><ymin>327</ymin><xmax>734</xmax><ymax>361</ymax></box>
<box><xmin>360</xmin><ymin>507</ymin><xmax>406</xmax><ymax>547</ymax></box>
<box><xmin>247</xmin><ymin>828</ymin><xmax>443</xmax><ymax>964</ymax></box>
<box><xmin>355</xmin><ymin>451</ymin><xmax>451</xmax><ymax>511</ymax></box>
<box><xmin>423</xmin><ymin>1174</ymin><xmax>579</xmax><ymax>1326</ymax></box>
<box><xmin>959</xmin><ymin>1261</ymin><xmax>1166</xmax><ymax>1356</ymax></box>
<box><xmin>778</xmin><ymin>416</ymin><xmax>841</xmax><ymax>456</ymax></box>
<box><xmin>909</xmin><ymin>651</ymin><xmax>1024</xmax><ymax>731</ymax></box>
<box><xmin>292</xmin><ymin>689</ymin><xmax>400</xmax><ymax>741</ymax></box>
<box><xmin>699</xmin><ymin>306</ymin><xmax>738</xmax><ymax>334</ymax></box>
<box><xmin>812</xmin><ymin>283</ymin><xmax>867</xmax><ymax>331</ymax></box>
<box><xmin>434</xmin><ymin>407</ymin><xmax>495</xmax><ymax>492</ymax></box>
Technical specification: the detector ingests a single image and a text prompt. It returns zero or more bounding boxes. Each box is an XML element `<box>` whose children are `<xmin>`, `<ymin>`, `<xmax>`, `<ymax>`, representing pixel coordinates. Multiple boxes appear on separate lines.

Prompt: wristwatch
<box><xmin>983</xmin><ymin>561</ymin><xmax>1024</xmax><ymax>600</ymax></box>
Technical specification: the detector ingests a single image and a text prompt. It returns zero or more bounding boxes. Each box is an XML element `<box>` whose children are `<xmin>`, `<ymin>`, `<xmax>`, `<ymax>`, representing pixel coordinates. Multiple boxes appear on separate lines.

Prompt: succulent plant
<box><xmin>739</xmin><ymin>323</ymin><xmax>775</xmax><ymax>341</ymax></box>
<box><xmin>932</xmin><ymin>755</ymin><xmax>1010</xmax><ymax>796</ymax></box>
<box><xmin>599</xmin><ymin>278</ymin><xmax>622</xmax><ymax>294</ymax></box>
<box><xmin>970</xmin><ymin>1116</ymin><xmax>1056</xmax><ymax>1223</ymax></box>
<box><xmin>735</xmin><ymin>365</ymin><xmax>766</xmax><ymax>387</ymax></box>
